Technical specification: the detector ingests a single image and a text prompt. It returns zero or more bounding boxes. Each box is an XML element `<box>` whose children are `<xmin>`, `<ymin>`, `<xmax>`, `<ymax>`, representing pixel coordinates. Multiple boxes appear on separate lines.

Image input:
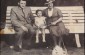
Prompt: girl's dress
<box><xmin>34</xmin><ymin>16</ymin><xmax>46</xmax><ymax>29</ymax></box>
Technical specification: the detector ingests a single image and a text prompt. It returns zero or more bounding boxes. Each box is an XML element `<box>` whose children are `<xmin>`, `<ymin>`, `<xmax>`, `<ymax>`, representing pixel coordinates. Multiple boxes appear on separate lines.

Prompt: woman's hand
<box><xmin>40</xmin><ymin>24</ymin><xmax>46</xmax><ymax>28</ymax></box>
<box><xmin>51</xmin><ymin>22</ymin><xmax>57</xmax><ymax>25</ymax></box>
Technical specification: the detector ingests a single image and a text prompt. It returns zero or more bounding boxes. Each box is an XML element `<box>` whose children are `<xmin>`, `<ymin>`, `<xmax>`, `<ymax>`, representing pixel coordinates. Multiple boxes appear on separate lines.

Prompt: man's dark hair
<box><xmin>36</xmin><ymin>9</ymin><xmax>43</xmax><ymax>15</ymax></box>
<box><xmin>18</xmin><ymin>0</ymin><xmax>26</xmax><ymax>2</ymax></box>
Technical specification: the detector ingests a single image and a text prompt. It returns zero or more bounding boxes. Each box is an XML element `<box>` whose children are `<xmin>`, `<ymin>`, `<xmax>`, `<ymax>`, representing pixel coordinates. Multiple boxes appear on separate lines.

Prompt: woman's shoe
<box><xmin>14</xmin><ymin>45</ymin><xmax>22</xmax><ymax>52</ymax></box>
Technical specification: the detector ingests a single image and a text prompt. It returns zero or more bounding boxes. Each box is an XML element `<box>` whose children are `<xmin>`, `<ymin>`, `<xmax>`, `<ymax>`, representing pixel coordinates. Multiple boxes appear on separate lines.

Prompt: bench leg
<box><xmin>75</xmin><ymin>34</ymin><xmax>81</xmax><ymax>48</ymax></box>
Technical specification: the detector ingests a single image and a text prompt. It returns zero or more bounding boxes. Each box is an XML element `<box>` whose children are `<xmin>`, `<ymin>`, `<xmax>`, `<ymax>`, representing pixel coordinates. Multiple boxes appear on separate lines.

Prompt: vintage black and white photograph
<box><xmin>0</xmin><ymin>0</ymin><xmax>84</xmax><ymax>55</ymax></box>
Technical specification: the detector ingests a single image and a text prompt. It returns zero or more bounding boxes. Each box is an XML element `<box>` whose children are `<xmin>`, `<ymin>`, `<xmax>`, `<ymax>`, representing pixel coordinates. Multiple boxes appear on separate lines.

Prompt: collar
<box><xmin>48</xmin><ymin>8</ymin><xmax>53</xmax><ymax>11</ymax></box>
<box><xmin>18</xmin><ymin>6</ymin><xmax>26</xmax><ymax>10</ymax></box>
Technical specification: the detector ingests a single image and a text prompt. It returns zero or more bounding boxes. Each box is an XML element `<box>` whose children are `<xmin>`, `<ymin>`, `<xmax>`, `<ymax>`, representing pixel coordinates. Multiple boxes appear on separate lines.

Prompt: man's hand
<box><xmin>21</xmin><ymin>26</ymin><xmax>28</xmax><ymax>32</ymax></box>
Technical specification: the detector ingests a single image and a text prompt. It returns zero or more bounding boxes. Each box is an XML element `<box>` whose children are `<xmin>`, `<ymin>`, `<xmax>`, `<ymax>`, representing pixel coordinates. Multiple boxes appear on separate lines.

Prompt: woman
<box><xmin>43</xmin><ymin>2</ymin><xmax>69</xmax><ymax>47</ymax></box>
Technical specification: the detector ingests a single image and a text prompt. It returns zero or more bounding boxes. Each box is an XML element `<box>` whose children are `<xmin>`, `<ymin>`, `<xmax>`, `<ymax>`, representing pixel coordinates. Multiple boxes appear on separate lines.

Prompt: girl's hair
<box><xmin>36</xmin><ymin>9</ymin><xmax>42</xmax><ymax>15</ymax></box>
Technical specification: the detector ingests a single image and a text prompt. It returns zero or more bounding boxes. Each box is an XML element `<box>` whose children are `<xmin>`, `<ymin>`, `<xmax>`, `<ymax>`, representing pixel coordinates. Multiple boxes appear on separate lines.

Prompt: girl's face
<box><xmin>37</xmin><ymin>11</ymin><xmax>42</xmax><ymax>17</ymax></box>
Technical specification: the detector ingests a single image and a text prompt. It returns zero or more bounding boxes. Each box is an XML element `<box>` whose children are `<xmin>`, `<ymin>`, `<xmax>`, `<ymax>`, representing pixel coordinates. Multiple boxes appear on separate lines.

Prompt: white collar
<box><xmin>48</xmin><ymin>8</ymin><xmax>53</xmax><ymax>17</ymax></box>
<box><xmin>48</xmin><ymin>8</ymin><xmax>53</xmax><ymax>11</ymax></box>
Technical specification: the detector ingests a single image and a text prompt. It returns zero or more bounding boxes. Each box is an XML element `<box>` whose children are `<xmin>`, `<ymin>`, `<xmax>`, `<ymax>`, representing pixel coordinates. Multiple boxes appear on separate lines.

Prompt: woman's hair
<box><xmin>36</xmin><ymin>9</ymin><xmax>43</xmax><ymax>15</ymax></box>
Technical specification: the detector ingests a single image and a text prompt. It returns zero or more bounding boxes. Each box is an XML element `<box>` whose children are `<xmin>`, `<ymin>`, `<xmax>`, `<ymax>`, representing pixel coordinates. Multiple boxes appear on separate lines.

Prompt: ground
<box><xmin>0</xmin><ymin>46</ymin><xmax>84</xmax><ymax>55</ymax></box>
<box><xmin>0</xmin><ymin>34</ymin><xmax>84</xmax><ymax>55</ymax></box>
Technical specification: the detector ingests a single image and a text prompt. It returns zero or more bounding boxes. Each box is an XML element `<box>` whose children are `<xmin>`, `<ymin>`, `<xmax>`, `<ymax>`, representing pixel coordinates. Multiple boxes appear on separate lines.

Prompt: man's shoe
<box><xmin>14</xmin><ymin>46</ymin><xmax>22</xmax><ymax>52</ymax></box>
<box><xmin>10</xmin><ymin>46</ymin><xmax>14</xmax><ymax>49</ymax></box>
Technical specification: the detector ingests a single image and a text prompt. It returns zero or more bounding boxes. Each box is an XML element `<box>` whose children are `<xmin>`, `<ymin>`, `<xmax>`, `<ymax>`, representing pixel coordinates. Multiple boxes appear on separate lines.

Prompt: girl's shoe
<box><xmin>35</xmin><ymin>40</ymin><xmax>39</xmax><ymax>43</ymax></box>
<box><xmin>42</xmin><ymin>40</ymin><xmax>46</xmax><ymax>42</ymax></box>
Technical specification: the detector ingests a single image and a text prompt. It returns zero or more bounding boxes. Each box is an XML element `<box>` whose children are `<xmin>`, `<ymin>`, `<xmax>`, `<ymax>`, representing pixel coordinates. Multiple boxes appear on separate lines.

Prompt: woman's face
<box><xmin>48</xmin><ymin>3</ymin><xmax>53</xmax><ymax>9</ymax></box>
<box><xmin>37</xmin><ymin>11</ymin><xmax>42</xmax><ymax>17</ymax></box>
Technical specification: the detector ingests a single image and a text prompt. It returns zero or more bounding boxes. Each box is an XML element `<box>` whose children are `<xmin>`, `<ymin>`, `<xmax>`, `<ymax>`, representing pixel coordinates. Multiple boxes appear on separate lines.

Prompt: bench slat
<box><xmin>5</xmin><ymin>23</ymin><xmax>84</xmax><ymax>27</ymax></box>
<box><xmin>71</xmin><ymin>14</ymin><xmax>84</xmax><ymax>16</ymax></box>
<box><xmin>30</xmin><ymin>6</ymin><xmax>84</xmax><ymax>11</ymax></box>
<box><xmin>7</xmin><ymin>10</ymin><xmax>84</xmax><ymax>14</ymax></box>
<box><xmin>6</xmin><ymin>17</ymin><xmax>11</xmax><ymax>20</ymax></box>
<box><xmin>65</xmin><ymin>25</ymin><xmax>84</xmax><ymax>33</ymax></box>
<box><xmin>78</xmin><ymin>20</ymin><xmax>85</xmax><ymax>23</ymax></box>
<box><xmin>6</xmin><ymin>13</ymin><xmax>69</xmax><ymax>17</ymax></box>
<box><xmin>5</xmin><ymin>22</ymin><xmax>84</xmax><ymax>27</ymax></box>
<box><xmin>6</xmin><ymin>16</ymin><xmax>84</xmax><ymax>20</ymax></box>
<box><xmin>6</xmin><ymin>20</ymin><xmax>11</xmax><ymax>23</ymax></box>
<box><xmin>7</xmin><ymin>13</ymin><xmax>84</xmax><ymax>17</ymax></box>
<box><xmin>7</xmin><ymin>6</ymin><xmax>84</xmax><ymax>11</ymax></box>
<box><xmin>3</xmin><ymin>25</ymin><xmax>84</xmax><ymax>34</ymax></box>
<box><xmin>6</xmin><ymin>19</ymin><xmax>78</xmax><ymax>24</ymax></box>
<box><xmin>5</xmin><ymin>23</ymin><xmax>12</xmax><ymax>26</ymax></box>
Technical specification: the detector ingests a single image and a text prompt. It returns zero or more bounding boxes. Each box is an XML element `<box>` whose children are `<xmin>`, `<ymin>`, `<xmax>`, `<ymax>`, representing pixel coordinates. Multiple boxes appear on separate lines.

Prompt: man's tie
<box><xmin>21</xmin><ymin>8</ymin><xmax>30</xmax><ymax>24</ymax></box>
<box><xmin>22</xmin><ymin>8</ymin><xmax>25</xmax><ymax>18</ymax></box>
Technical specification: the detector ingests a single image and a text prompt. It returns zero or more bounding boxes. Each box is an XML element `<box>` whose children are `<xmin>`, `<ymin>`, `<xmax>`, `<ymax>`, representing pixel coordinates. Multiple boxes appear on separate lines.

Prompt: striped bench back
<box><xmin>5</xmin><ymin>6</ymin><xmax>84</xmax><ymax>33</ymax></box>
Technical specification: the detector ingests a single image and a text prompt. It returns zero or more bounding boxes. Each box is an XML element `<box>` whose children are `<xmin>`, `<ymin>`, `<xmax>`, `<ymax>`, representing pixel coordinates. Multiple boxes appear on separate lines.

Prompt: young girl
<box><xmin>34</xmin><ymin>10</ymin><xmax>46</xmax><ymax>43</ymax></box>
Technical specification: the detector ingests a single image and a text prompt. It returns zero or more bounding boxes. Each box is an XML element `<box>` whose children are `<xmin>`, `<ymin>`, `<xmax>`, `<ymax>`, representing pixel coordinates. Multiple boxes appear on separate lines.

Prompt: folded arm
<box><xmin>51</xmin><ymin>9</ymin><xmax>63</xmax><ymax>25</ymax></box>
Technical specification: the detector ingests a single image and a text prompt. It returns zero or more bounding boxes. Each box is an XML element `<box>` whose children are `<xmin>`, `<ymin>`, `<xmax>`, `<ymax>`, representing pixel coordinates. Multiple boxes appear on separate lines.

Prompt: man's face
<box><xmin>18</xmin><ymin>1</ymin><xmax>26</xmax><ymax>9</ymax></box>
<box><xmin>48</xmin><ymin>3</ymin><xmax>53</xmax><ymax>9</ymax></box>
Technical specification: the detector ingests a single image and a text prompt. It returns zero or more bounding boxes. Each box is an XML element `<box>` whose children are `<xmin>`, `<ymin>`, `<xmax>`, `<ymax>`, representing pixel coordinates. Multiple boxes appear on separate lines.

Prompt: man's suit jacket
<box><xmin>10</xmin><ymin>6</ymin><xmax>34</xmax><ymax>27</ymax></box>
<box><xmin>43</xmin><ymin>7</ymin><xmax>63</xmax><ymax>25</ymax></box>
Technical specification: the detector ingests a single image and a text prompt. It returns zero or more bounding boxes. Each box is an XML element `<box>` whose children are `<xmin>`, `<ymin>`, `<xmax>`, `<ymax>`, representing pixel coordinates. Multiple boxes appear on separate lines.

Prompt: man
<box><xmin>10</xmin><ymin>0</ymin><xmax>35</xmax><ymax>51</ymax></box>
<box><xmin>43</xmin><ymin>2</ymin><xmax>69</xmax><ymax>48</ymax></box>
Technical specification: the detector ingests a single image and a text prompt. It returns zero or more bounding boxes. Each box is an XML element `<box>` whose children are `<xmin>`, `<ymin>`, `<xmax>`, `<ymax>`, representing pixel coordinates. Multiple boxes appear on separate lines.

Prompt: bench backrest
<box><xmin>5</xmin><ymin>6</ymin><xmax>84</xmax><ymax>33</ymax></box>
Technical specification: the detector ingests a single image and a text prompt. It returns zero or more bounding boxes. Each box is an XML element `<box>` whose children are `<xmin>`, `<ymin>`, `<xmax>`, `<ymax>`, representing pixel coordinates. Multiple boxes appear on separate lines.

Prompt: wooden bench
<box><xmin>0</xmin><ymin>6</ymin><xmax>84</xmax><ymax>47</ymax></box>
